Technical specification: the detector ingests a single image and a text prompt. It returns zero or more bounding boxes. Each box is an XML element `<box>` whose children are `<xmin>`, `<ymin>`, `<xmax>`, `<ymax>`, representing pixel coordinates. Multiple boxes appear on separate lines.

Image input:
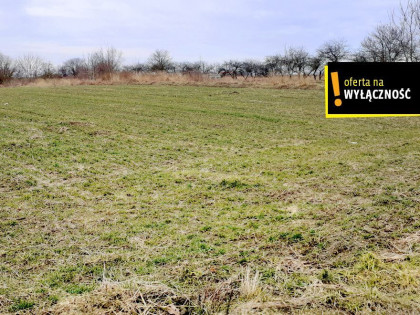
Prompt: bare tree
<box><xmin>242</xmin><ymin>60</ymin><xmax>258</xmax><ymax>78</ymax></box>
<box><xmin>124</xmin><ymin>63</ymin><xmax>149</xmax><ymax>73</ymax></box>
<box><xmin>351</xmin><ymin>50</ymin><xmax>370</xmax><ymax>62</ymax></box>
<box><xmin>282</xmin><ymin>50</ymin><xmax>295</xmax><ymax>78</ymax></box>
<box><xmin>317</xmin><ymin>39</ymin><xmax>349</xmax><ymax>62</ymax></box>
<box><xmin>103</xmin><ymin>47</ymin><xmax>123</xmax><ymax>72</ymax></box>
<box><xmin>265</xmin><ymin>55</ymin><xmax>284</xmax><ymax>76</ymax></box>
<box><xmin>148</xmin><ymin>50</ymin><xmax>173</xmax><ymax>72</ymax></box>
<box><xmin>288</xmin><ymin>47</ymin><xmax>310</xmax><ymax>77</ymax></box>
<box><xmin>392</xmin><ymin>0</ymin><xmax>420</xmax><ymax>61</ymax></box>
<box><xmin>218</xmin><ymin>60</ymin><xmax>244</xmax><ymax>79</ymax></box>
<box><xmin>41</xmin><ymin>62</ymin><xmax>56</xmax><ymax>78</ymax></box>
<box><xmin>360</xmin><ymin>24</ymin><xmax>407</xmax><ymax>62</ymax></box>
<box><xmin>177</xmin><ymin>61</ymin><xmax>201</xmax><ymax>74</ymax></box>
<box><xmin>87</xmin><ymin>47</ymin><xmax>122</xmax><ymax>79</ymax></box>
<box><xmin>0</xmin><ymin>53</ymin><xmax>15</xmax><ymax>84</ymax></box>
<box><xmin>307</xmin><ymin>55</ymin><xmax>325</xmax><ymax>80</ymax></box>
<box><xmin>197</xmin><ymin>60</ymin><xmax>214</xmax><ymax>74</ymax></box>
<box><xmin>178</xmin><ymin>61</ymin><xmax>213</xmax><ymax>74</ymax></box>
<box><xmin>60</xmin><ymin>58</ymin><xmax>88</xmax><ymax>77</ymax></box>
<box><xmin>15</xmin><ymin>54</ymin><xmax>50</xmax><ymax>78</ymax></box>
<box><xmin>241</xmin><ymin>60</ymin><xmax>268</xmax><ymax>78</ymax></box>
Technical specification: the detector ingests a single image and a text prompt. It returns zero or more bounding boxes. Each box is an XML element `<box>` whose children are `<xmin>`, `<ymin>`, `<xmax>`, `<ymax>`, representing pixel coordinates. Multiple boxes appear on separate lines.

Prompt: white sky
<box><xmin>0</xmin><ymin>0</ymin><xmax>401</xmax><ymax>65</ymax></box>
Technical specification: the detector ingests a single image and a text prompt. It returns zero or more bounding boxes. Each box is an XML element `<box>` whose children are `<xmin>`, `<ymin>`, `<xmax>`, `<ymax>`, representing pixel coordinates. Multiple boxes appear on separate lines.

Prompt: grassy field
<box><xmin>0</xmin><ymin>85</ymin><xmax>419</xmax><ymax>314</ymax></box>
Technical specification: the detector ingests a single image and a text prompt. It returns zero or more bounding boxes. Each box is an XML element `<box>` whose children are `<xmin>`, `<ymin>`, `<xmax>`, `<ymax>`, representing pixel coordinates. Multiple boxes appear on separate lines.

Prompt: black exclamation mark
<box><xmin>331</xmin><ymin>72</ymin><xmax>342</xmax><ymax>107</ymax></box>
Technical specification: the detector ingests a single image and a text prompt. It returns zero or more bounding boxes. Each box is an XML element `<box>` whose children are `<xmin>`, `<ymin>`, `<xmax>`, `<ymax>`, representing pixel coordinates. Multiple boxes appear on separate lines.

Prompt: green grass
<box><xmin>0</xmin><ymin>85</ymin><xmax>419</xmax><ymax>313</ymax></box>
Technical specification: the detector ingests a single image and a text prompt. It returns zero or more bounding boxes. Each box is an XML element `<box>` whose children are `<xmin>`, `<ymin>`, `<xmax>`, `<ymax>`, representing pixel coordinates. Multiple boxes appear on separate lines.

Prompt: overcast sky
<box><xmin>1</xmin><ymin>0</ymin><xmax>401</xmax><ymax>65</ymax></box>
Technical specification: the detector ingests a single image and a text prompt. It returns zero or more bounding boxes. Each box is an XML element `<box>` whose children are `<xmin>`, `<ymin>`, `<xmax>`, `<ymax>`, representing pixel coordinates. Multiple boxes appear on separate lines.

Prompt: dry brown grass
<box><xmin>43</xmin><ymin>276</ymin><xmax>241</xmax><ymax>314</ymax></box>
<box><xmin>43</xmin><ymin>280</ymin><xmax>191</xmax><ymax>315</ymax></box>
<box><xmin>3</xmin><ymin>72</ymin><xmax>323</xmax><ymax>90</ymax></box>
<box><xmin>239</xmin><ymin>267</ymin><xmax>261</xmax><ymax>299</ymax></box>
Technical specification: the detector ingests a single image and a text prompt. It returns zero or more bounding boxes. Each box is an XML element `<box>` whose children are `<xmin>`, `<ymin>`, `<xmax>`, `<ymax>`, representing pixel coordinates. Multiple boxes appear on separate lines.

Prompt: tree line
<box><xmin>1</xmin><ymin>0</ymin><xmax>419</xmax><ymax>84</ymax></box>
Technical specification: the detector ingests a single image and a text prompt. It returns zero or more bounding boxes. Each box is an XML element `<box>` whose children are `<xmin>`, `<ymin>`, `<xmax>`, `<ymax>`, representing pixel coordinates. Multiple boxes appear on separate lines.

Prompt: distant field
<box><xmin>0</xmin><ymin>85</ymin><xmax>419</xmax><ymax>314</ymax></box>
